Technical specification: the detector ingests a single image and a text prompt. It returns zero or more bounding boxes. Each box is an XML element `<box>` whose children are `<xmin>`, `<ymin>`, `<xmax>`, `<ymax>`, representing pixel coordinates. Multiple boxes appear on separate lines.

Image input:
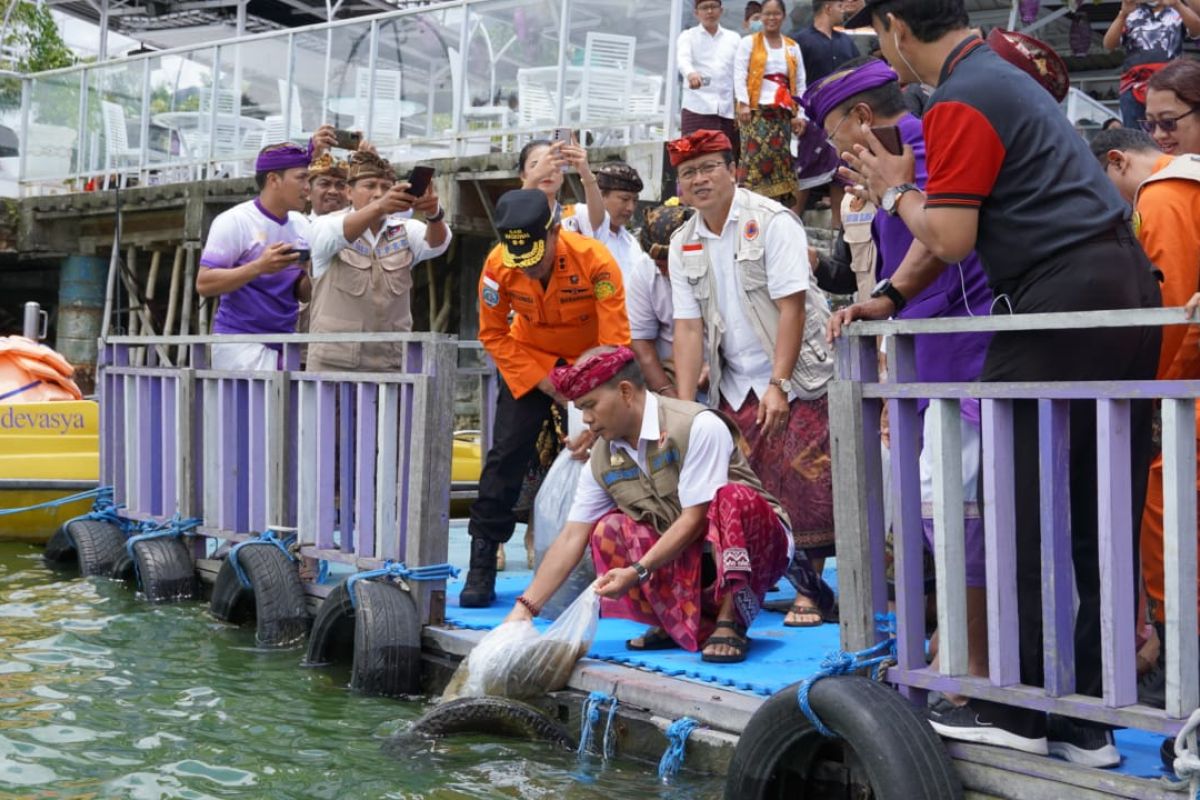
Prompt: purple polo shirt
<box><xmin>199</xmin><ymin>198</ymin><xmax>309</xmax><ymax>335</ymax></box>
<box><xmin>873</xmin><ymin>113</ymin><xmax>992</xmax><ymax>392</ymax></box>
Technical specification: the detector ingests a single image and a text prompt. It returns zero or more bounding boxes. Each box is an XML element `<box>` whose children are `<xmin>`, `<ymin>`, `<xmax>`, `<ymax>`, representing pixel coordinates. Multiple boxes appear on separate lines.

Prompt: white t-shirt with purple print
<box><xmin>199</xmin><ymin>199</ymin><xmax>310</xmax><ymax>334</ymax></box>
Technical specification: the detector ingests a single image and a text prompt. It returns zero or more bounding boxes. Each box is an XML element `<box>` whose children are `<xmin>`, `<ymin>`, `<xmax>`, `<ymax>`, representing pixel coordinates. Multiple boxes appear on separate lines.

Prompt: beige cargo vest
<box><xmin>308</xmin><ymin>219</ymin><xmax>415</xmax><ymax>371</ymax></box>
<box><xmin>670</xmin><ymin>188</ymin><xmax>834</xmax><ymax>407</ymax></box>
<box><xmin>588</xmin><ymin>394</ymin><xmax>789</xmax><ymax>534</ymax></box>
<box><xmin>1136</xmin><ymin>154</ymin><xmax>1200</xmax><ymax>206</ymax></box>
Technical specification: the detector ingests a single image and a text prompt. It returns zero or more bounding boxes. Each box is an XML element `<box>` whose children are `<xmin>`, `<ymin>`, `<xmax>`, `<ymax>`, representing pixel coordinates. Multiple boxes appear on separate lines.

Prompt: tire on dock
<box><xmin>724</xmin><ymin>676</ymin><xmax>962</xmax><ymax>800</ymax></box>
<box><xmin>304</xmin><ymin>579</ymin><xmax>421</xmax><ymax>697</ymax></box>
<box><xmin>43</xmin><ymin>519</ymin><xmax>127</xmax><ymax>577</ymax></box>
<box><xmin>210</xmin><ymin>544</ymin><xmax>310</xmax><ymax>646</ymax></box>
<box><xmin>402</xmin><ymin>697</ymin><xmax>575</xmax><ymax>749</ymax></box>
<box><xmin>128</xmin><ymin>537</ymin><xmax>197</xmax><ymax>603</ymax></box>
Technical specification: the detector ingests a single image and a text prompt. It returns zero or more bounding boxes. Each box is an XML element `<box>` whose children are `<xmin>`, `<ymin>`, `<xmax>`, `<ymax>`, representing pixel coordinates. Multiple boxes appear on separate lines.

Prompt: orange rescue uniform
<box><xmin>1136</xmin><ymin>155</ymin><xmax>1200</xmax><ymax>625</ymax></box>
<box><xmin>478</xmin><ymin>229</ymin><xmax>631</xmax><ymax>398</ymax></box>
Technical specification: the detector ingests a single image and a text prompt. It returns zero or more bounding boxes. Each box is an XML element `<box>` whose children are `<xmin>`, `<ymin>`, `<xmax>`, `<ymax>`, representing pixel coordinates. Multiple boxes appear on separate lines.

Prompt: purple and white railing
<box><xmin>831</xmin><ymin>307</ymin><xmax>1199</xmax><ymax>742</ymax></box>
<box><xmin>99</xmin><ymin>332</ymin><xmax>477</xmax><ymax>623</ymax></box>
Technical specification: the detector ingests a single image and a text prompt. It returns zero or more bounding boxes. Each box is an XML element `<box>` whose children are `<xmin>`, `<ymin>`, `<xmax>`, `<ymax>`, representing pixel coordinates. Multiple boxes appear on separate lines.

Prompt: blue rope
<box><xmin>602</xmin><ymin>695</ymin><xmax>620</xmax><ymax>760</ymax></box>
<box><xmin>0</xmin><ymin>485</ymin><xmax>113</xmax><ymax>518</ymax></box>
<box><xmin>345</xmin><ymin>560</ymin><xmax>460</xmax><ymax>609</ymax></box>
<box><xmin>657</xmin><ymin>717</ymin><xmax>700</xmax><ymax>782</ymax></box>
<box><xmin>316</xmin><ymin>559</ymin><xmax>330</xmax><ymax>585</ymax></box>
<box><xmin>60</xmin><ymin>487</ymin><xmax>130</xmax><ymax>532</ymax></box>
<box><xmin>796</xmin><ymin>613</ymin><xmax>898</xmax><ymax>738</ymax></box>
<box><xmin>124</xmin><ymin>515</ymin><xmax>202</xmax><ymax>562</ymax></box>
<box><xmin>228</xmin><ymin>530</ymin><xmax>296</xmax><ymax>589</ymax></box>
<box><xmin>578</xmin><ymin>691</ymin><xmax>615</xmax><ymax>757</ymax></box>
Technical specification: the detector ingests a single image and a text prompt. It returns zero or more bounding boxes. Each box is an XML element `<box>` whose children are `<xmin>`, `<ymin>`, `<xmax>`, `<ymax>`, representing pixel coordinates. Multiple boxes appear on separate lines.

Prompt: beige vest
<box><xmin>589</xmin><ymin>394</ymin><xmax>789</xmax><ymax>534</ymax></box>
<box><xmin>670</xmin><ymin>188</ymin><xmax>834</xmax><ymax>407</ymax></box>
<box><xmin>307</xmin><ymin>221</ymin><xmax>416</xmax><ymax>371</ymax></box>
<box><xmin>1136</xmin><ymin>154</ymin><xmax>1200</xmax><ymax>205</ymax></box>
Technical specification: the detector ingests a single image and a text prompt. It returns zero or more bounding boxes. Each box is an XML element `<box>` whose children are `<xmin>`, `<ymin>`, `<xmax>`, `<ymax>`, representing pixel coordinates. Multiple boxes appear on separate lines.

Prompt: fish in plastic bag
<box><xmin>532</xmin><ymin>449</ymin><xmax>596</xmax><ymax>619</ymax></box>
<box><xmin>442</xmin><ymin>586</ymin><xmax>600</xmax><ymax>701</ymax></box>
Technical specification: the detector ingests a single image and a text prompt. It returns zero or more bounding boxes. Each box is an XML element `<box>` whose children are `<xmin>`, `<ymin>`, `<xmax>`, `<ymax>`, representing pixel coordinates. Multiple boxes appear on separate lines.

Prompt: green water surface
<box><xmin>0</xmin><ymin>543</ymin><xmax>722</xmax><ymax>799</ymax></box>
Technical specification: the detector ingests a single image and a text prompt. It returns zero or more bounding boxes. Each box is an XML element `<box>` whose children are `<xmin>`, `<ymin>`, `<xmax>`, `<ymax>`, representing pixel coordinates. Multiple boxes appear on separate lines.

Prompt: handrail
<box><xmin>843</xmin><ymin>306</ymin><xmax>1193</xmax><ymax>337</ymax></box>
<box><xmin>106</xmin><ymin>332</ymin><xmax>459</xmax><ymax>345</ymax></box>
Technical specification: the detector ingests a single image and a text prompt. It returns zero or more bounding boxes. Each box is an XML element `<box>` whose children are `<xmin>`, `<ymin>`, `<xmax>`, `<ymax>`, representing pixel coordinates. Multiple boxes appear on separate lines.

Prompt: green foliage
<box><xmin>3</xmin><ymin>2</ymin><xmax>75</xmax><ymax>74</ymax></box>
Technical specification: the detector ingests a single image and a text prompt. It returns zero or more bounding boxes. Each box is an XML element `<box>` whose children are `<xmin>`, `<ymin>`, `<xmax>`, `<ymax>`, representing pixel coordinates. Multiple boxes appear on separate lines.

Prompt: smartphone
<box><xmin>871</xmin><ymin>125</ymin><xmax>904</xmax><ymax>157</ymax></box>
<box><xmin>407</xmin><ymin>165</ymin><xmax>435</xmax><ymax>197</ymax></box>
<box><xmin>333</xmin><ymin>128</ymin><xmax>361</xmax><ymax>151</ymax></box>
<box><xmin>552</xmin><ymin>127</ymin><xmax>572</xmax><ymax>172</ymax></box>
<box><xmin>289</xmin><ymin>247</ymin><xmax>311</xmax><ymax>263</ymax></box>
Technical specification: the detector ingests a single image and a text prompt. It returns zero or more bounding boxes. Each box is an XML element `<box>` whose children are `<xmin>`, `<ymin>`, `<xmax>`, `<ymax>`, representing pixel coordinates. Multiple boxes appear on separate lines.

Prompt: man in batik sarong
<box><xmin>668</xmin><ymin>129</ymin><xmax>838</xmax><ymax>629</ymax></box>
<box><xmin>504</xmin><ymin>346</ymin><xmax>791</xmax><ymax>663</ymax></box>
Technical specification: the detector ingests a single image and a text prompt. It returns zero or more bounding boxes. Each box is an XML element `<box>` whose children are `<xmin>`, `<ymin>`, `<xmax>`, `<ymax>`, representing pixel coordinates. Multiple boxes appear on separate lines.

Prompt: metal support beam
<box><xmin>1020</xmin><ymin>5</ymin><xmax>1071</xmax><ymax>36</ymax></box>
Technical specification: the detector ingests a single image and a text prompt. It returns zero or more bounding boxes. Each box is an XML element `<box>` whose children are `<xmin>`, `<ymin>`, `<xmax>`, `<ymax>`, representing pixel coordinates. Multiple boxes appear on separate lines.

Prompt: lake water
<box><xmin>0</xmin><ymin>542</ymin><xmax>724</xmax><ymax>799</ymax></box>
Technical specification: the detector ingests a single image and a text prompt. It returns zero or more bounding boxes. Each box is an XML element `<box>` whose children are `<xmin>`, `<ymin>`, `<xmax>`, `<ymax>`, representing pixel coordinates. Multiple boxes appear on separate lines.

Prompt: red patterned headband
<box><xmin>550</xmin><ymin>346</ymin><xmax>636</xmax><ymax>401</ymax></box>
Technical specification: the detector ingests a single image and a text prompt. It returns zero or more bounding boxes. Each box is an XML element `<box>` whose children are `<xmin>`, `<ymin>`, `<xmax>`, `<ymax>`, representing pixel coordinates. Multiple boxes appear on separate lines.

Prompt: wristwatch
<box><xmin>871</xmin><ymin>278</ymin><xmax>908</xmax><ymax>312</ymax></box>
<box><xmin>881</xmin><ymin>183</ymin><xmax>919</xmax><ymax>216</ymax></box>
<box><xmin>769</xmin><ymin>377</ymin><xmax>794</xmax><ymax>394</ymax></box>
<box><xmin>426</xmin><ymin>205</ymin><xmax>446</xmax><ymax>223</ymax></box>
<box><xmin>632</xmin><ymin>562</ymin><xmax>651</xmax><ymax>583</ymax></box>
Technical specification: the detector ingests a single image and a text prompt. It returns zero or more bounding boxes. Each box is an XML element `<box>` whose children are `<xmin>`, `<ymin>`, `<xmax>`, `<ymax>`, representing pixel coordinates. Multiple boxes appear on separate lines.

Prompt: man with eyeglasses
<box><xmin>677</xmin><ymin>0</ymin><xmax>743</xmax><ymax>154</ymax></box>
<box><xmin>828</xmin><ymin>0</ymin><xmax>1161</xmax><ymax>766</ymax></box>
<box><xmin>668</xmin><ymin>129</ymin><xmax>839</xmax><ymax>630</ymax></box>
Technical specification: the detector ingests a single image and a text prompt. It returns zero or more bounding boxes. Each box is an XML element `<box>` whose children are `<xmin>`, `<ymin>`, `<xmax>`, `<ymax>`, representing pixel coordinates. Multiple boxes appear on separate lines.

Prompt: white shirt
<box><xmin>676</xmin><ymin>24</ymin><xmax>742</xmax><ymax>118</ymax></box>
<box><xmin>566</xmin><ymin>392</ymin><xmax>734</xmax><ymax>524</ymax></box>
<box><xmin>561</xmin><ymin>203</ymin><xmax>643</xmax><ymax>277</ymax></box>
<box><xmin>308</xmin><ymin>208</ymin><xmax>452</xmax><ymax>282</ymax></box>
<box><xmin>626</xmin><ymin>253</ymin><xmax>674</xmax><ymax>361</ymax></box>
<box><xmin>734</xmin><ymin>35</ymin><xmax>806</xmax><ymax>109</ymax></box>
<box><xmin>670</xmin><ymin>192</ymin><xmax>810</xmax><ymax>408</ymax></box>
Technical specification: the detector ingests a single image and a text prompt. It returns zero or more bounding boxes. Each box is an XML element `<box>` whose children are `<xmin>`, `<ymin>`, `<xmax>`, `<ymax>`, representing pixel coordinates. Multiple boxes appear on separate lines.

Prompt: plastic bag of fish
<box><xmin>443</xmin><ymin>586</ymin><xmax>600</xmax><ymax>701</ymax></box>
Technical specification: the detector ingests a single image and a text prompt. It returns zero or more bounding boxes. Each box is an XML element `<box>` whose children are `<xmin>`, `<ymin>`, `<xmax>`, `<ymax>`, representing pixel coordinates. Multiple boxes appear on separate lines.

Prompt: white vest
<box><xmin>670</xmin><ymin>189</ymin><xmax>834</xmax><ymax>406</ymax></box>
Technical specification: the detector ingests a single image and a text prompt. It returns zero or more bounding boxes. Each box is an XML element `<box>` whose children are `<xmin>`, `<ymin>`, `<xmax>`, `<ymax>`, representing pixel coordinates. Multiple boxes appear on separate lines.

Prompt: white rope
<box><xmin>1172</xmin><ymin>708</ymin><xmax>1200</xmax><ymax>798</ymax></box>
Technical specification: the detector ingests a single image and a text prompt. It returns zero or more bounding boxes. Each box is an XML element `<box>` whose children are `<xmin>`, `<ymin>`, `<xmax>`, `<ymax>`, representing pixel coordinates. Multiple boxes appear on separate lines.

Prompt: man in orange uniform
<box><xmin>462</xmin><ymin>189</ymin><xmax>632</xmax><ymax>607</ymax></box>
<box><xmin>1093</xmin><ymin>127</ymin><xmax>1200</xmax><ymax>706</ymax></box>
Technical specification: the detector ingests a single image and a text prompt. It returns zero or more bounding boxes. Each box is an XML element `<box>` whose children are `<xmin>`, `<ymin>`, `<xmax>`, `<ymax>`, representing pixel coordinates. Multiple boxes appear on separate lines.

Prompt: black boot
<box><xmin>459</xmin><ymin>537</ymin><xmax>499</xmax><ymax>608</ymax></box>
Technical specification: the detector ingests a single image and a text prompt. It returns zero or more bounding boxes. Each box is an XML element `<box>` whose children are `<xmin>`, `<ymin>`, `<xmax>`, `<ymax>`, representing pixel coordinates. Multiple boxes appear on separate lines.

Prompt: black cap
<box><xmin>844</xmin><ymin>0</ymin><xmax>886</xmax><ymax>30</ymax></box>
<box><xmin>494</xmin><ymin>189</ymin><xmax>557</xmax><ymax>269</ymax></box>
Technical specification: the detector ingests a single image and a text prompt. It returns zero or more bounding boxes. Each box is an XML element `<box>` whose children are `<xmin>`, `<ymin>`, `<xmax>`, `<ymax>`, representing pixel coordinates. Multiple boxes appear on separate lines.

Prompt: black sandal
<box><xmin>626</xmin><ymin>626</ymin><xmax>679</xmax><ymax>651</ymax></box>
<box><xmin>701</xmin><ymin>620</ymin><xmax>751</xmax><ymax>664</ymax></box>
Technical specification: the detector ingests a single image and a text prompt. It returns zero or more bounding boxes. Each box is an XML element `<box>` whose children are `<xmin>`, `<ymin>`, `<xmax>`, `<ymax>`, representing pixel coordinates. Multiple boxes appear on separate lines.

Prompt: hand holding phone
<box><xmin>870</xmin><ymin>125</ymin><xmax>904</xmax><ymax>157</ymax></box>
<box><xmin>552</xmin><ymin>128</ymin><xmax>573</xmax><ymax>172</ymax></box>
<box><xmin>406</xmin><ymin>166</ymin><xmax>435</xmax><ymax>198</ymax></box>
<box><xmin>333</xmin><ymin>128</ymin><xmax>362</xmax><ymax>151</ymax></box>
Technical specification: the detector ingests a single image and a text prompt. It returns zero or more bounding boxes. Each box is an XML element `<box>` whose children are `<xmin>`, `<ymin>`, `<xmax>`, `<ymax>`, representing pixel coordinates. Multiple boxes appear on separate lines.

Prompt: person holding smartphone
<box><xmin>305</xmin><ymin>149</ymin><xmax>450</xmax><ymax>371</ymax></box>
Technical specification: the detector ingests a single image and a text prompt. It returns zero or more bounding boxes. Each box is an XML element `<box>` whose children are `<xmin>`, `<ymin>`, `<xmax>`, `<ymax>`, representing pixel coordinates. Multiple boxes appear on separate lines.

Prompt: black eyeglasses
<box><xmin>1138</xmin><ymin>107</ymin><xmax>1199</xmax><ymax>134</ymax></box>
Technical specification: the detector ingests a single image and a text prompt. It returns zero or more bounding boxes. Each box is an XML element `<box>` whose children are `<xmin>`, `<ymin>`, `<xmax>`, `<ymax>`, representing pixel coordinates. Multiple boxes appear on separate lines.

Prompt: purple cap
<box><xmin>800</xmin><ymin>58</ymin><xmax>899</xmax><ymax>129</ymax></box>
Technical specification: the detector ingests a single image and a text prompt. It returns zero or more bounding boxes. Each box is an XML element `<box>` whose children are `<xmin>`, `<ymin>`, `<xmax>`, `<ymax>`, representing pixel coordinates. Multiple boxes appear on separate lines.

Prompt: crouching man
<box><xmin>504</xmin><ymin>346</ymin><xmax>791</xmax><ymax>663</ymax></box>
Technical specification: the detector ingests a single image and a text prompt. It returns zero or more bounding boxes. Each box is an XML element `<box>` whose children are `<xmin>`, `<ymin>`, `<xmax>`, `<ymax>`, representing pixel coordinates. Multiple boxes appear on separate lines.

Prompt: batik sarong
<box><xmin>589</xmin><ymin>482</ymin><xmax>789</xmax><ymax>652</ymax></box>
<box><xmin>737</xmin><ymin>107</ymin><xmax>798</xmax><ymax>205</ymax></box>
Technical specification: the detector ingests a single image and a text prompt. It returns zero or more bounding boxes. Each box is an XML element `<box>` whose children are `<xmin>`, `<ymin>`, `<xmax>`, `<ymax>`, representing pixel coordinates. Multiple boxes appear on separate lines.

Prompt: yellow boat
<box><xmin>0</xmin><ymin>399</ymin><xmax>100</xmax><ymax>543</ymax></box>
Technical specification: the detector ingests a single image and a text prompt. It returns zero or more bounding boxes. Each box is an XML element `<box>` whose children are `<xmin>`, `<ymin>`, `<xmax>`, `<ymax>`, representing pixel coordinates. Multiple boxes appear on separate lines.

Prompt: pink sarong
<box><xmin>589</xmin><ymin>483</ymin><xmax>790</xmax><ymax>652</ymax></box>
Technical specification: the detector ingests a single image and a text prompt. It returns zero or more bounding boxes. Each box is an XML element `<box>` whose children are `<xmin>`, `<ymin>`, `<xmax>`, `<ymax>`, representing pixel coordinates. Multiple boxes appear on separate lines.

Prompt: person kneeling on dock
<box><xmin>504</xmin><ymin>346</ymin><xmax>791</xmax><ymax>664</ymax></box>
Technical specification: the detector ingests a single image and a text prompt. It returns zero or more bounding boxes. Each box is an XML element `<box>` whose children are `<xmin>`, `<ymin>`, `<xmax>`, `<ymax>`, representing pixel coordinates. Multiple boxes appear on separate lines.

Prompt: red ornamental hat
<box><xmin>550</xmin><ymin>346</ymin><xmax>636</xmax><ymax>402</ymax></box>
<box><xmin>667</xmin><ymin>129</ymin><xmax>733</xmax><ymax>167</ymax></box>
<box><xmin>987</xmin><ymin>28</ymin><xmax>1070</xmax><ymax>103</ymax></box>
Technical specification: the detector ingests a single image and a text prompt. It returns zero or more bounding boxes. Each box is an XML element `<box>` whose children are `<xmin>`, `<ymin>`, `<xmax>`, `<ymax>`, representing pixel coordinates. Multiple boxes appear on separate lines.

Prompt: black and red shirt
<box><xmin>922</xmin><ymin>37</ymin><xmax>1129</xmax><ymax>288</ymax></box>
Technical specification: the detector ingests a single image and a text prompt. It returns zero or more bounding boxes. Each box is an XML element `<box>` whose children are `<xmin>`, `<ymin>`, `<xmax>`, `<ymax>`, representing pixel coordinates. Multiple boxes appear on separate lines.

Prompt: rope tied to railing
<box><xmin>1171</xmin><ymin>707</ymin><xmax>1200</xmax><ymax>798</ymax></box>
<box><xmin>344</xmin><ymin>560</ymin><xmax>460</xmax><ymax>609</ymax></box>
<box><xmin>656</xmin><ymin>716</ymin><xmax>700</xmax><ymax>782</ymax></box>
<box><xmin>60</xmin><ymin>486</ymin><xmax>131</xmax><ymax>532</ymax></box>
<box><xmin>796</xmin><ymin>613</ymin><xmax>898</xmax><ymax>738</ymax></box>
<box><xmin>0</xmin><ymin>485</ymin><xmax>114</xmax><ymax>518</ymax></box>
<box><xmin>577</xmin><ymin>691</ymin><xmax>619</xmax><ymax>759</ymax></box>
<box><xmin>228</xmin><ymin>529</ymin><xmax>297</xmax><ymax>589</ymax></box>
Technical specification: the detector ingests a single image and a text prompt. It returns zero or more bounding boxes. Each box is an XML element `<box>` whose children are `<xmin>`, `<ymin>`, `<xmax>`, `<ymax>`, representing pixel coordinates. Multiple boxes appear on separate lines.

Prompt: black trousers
<box><xmin>468</xmin><ymin>378</ymin><xmax>557</xmax><ymax>545</ymax></box>
<box><xmin>982</xmin><ymin>227</ymin><xmax>1162</xmax><ymax>698</ymax></box>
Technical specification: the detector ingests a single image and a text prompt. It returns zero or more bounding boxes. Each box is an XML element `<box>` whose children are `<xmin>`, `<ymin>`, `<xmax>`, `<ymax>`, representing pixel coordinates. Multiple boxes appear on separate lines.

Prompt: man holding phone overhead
<box><xmin>306</xmin><ymin>149</ymin><xmax>450</xmax><ymax>371</ymax></box>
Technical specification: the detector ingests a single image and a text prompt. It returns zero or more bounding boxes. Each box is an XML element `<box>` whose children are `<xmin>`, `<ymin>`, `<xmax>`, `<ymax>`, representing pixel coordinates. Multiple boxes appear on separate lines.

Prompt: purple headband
<box><xmin>255</xmin><ymin>139</ymin><xmax>314</xmax><ymax>173</ymax></box>
<box><xmin>800</xmin><ymin>59</ymin><xmax>899</xmax><ymax>129</ymax></box>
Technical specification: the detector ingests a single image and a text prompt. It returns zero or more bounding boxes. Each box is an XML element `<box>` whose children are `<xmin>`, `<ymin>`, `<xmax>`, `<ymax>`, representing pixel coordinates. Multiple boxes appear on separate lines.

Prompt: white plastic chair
<box><xmin>276</xmin><ymin>79</ymin><xmax>304</xmax><ymax>138</ymax></box>
<box><xmin>580</xmin><ymin>33</ymin><xmax>636</xmax><ymax>143</ymax></box>
<box><xmin>199</xmin><ymin>89</ymin><xmax>245</xmax><ymax>175</ymax></box>
<box><xmin>517</xmin><ymin>69</ymin><xmax>558</xmax><ymax>129</ymax></box>
<box><xmin>100</xmin><ymin>101</ymin><xmax>142</xmax><ymax>189</ymax></box>
<box><xmin>354</xmin><ymin>67</ymin><xmax>402</xmax><ymax>143</ymax></box>
<box><xmin>450</xmin><ymin>46</ymin><xmax>512</xmax><ymax>153</ymax></box>
<box><xmin>628</xmin><ymin>74</ymin><xmax>664</xmax><ymax>141</ymax></box>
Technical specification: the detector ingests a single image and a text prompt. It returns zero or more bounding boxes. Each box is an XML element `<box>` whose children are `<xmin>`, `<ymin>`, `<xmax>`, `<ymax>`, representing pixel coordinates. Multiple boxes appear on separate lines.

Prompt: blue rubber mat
<box><xmin>444</xmin><ymin>571</ymin><xmax>843</xmax><ymax>698</ymax></box>
<box><xmin>1111</xmin><ymin>728</ymin><xmax>1172</xmax><ymax>779</ymax></box>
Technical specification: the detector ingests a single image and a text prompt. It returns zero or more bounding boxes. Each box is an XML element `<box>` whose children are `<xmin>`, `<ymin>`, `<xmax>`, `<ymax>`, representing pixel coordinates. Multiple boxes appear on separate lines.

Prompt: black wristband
<box><xmin>427</xmin><ymin>206</ymin><xmax>445</xmax><ymax>223</ymax></box>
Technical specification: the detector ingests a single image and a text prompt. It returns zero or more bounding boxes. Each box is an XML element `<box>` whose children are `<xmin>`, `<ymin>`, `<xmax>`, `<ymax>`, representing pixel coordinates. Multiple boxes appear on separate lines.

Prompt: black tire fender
<box><xmin>304</xmin><ymin>579</ymin><xmax>421</xmax><ymax>697</ymax></box>
<box><xmin>406</xmin><ymin>697</ymin><xmax>575</xmax><ymax>749</ymax></box>
<box><xmin>724</xmin><ymin>676</ymin><xmax>963</xmax><ymax>800</ymax></box>
<box><xmin>210</xmin><ymin>544</ymin><xmax>310</xmax><ymax>646</ymax></box>
<box><xmin>44</xmin><ymin>519</ymin><xmax>126</xmax><ymax>577</ymax></box>
<box><xmin>130</xmin><ymin>537</ymin><xmax>197</xmax><ymax>603</ymax></box>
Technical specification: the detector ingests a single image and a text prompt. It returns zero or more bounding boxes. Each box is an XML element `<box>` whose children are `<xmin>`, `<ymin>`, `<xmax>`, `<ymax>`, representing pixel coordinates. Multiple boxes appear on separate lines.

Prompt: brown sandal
<box><xmin>783</xmin><ymin>599</ymin><xmax>824</xmax><ymax>628</ymax></box>
<box><xmin>702</xmin><ymin>620</ymin><xmax>751</xmax><ymax>663</ymax></box>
